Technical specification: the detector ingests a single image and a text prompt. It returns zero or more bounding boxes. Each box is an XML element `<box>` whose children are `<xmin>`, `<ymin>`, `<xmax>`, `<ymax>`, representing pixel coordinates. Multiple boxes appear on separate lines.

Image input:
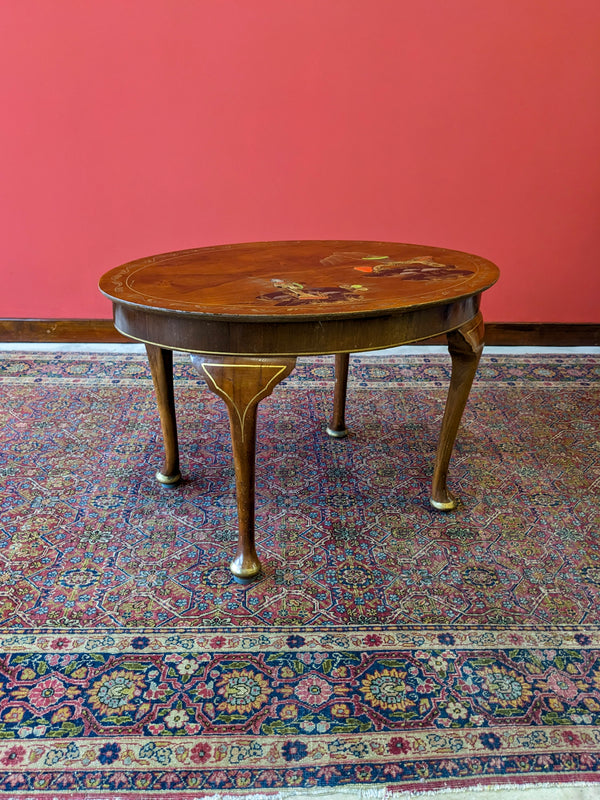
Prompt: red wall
<box><xmin>1</xmin><ymin>0</ymin><xmax>599</xmax><ymax>323</ymax></box>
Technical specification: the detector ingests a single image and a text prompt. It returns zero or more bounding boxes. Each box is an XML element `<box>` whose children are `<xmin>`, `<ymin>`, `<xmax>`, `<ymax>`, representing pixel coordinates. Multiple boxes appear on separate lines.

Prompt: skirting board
<box><xmin>0</xmin><ymin>319</ymin><xmax>599</xmax><ymax>347</ymax></box>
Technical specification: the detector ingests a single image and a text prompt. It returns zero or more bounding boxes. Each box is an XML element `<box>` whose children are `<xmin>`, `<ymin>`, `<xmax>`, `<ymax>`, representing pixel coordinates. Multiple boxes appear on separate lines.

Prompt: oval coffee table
<box><xmin>100</xmin><ymin>240</ymin><xmax>499</xmax><ymax>582</ymax></box>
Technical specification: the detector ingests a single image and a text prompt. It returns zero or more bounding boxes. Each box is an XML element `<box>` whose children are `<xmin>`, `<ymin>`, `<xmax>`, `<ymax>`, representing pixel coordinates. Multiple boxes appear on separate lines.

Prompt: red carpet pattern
<box><xmin>0</xmin><ymin>351</ymin><xmax>599</xmax><ymax>796</ymax></box>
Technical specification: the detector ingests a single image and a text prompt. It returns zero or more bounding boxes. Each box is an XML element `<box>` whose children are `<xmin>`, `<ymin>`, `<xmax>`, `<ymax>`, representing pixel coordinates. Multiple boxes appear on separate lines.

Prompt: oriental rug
<box><xmin>0</xmin><ymin>350</ymin><xmax>599</xmax><ymax>799</ymax></box>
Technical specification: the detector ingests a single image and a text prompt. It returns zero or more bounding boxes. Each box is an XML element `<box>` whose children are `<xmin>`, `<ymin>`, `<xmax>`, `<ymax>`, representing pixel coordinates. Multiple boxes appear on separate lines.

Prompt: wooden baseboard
<box><xmin>0</xmin><ymin>319</ymin><xmax>129</xmax><ymax>343</ymax></box>
<box><xmin>482</xmin><ymin>323</ymin><xmax>600</xmax><ymax>347</ymax></box>
<box><xmin>420</xmin><ymin>323</ymin><xmax>600</xmax><ymax>346</ymax></box>
<box><xmin>0</xmin><ymin>319</ymin><xmax>599</xmax><ymax>347</ymax></box>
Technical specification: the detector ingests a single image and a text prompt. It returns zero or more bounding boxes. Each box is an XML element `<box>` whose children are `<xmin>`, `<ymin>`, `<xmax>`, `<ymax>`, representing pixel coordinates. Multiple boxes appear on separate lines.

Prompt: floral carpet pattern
<box><xmin>0</xmin><ymin>350</ymin><xmax>599</xmax><ymax>798</ymax></box>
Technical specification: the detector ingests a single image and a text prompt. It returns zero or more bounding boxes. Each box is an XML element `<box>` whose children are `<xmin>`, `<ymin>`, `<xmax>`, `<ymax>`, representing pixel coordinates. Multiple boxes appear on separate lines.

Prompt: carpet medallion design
<box><xmin>0</xmin><ymin>351</ymin><xmax>599</xmax><ymax>797</ymax></box>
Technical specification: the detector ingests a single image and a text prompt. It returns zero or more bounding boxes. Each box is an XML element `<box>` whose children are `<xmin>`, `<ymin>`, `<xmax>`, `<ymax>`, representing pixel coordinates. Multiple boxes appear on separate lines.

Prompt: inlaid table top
<box><xmin>99</xmin><ymin>240</ymin><xmax>499</xmax><ymax>582</ymax></box>
<box><xmin>100</xmin><ymin>239</ymin><xmax>498</xmax><ymax>318</ymax></box>
<box><xmin>99</xmin><ymin>240</ymin><xmax>499</xmax><ymax>356</ymax></box>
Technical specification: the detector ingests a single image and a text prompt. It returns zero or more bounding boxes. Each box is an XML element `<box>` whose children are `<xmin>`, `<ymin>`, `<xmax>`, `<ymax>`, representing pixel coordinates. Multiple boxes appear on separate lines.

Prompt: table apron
<box><xmin>113</xmin><ymin>295</ymin><xmax>481</xmax><ymax>356</ymax></box>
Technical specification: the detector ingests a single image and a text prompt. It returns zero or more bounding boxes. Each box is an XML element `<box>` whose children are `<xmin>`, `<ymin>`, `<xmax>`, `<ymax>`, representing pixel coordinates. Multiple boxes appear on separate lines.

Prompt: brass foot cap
<box><xmin>430</xmin><ymin>495</ymin><xmax>458</xmax><ymax>511</ymax></box>
<box><xmin>326</xmin><ymin>426</ymin><xmax>349</xmax><ymax>439</ymax></box>
<box><xmin>232</xmin><ymin>573</ymin><xmax>260</xmax><ymax>585</ymax></box>
<box><xmin>156</xmin><ymin>471</ymin><xmax>181</xmax><ymax>487</ymax></box>
<box><xmin>230</xmin><ymin>558</ymin><xmax>261</xmax><ymax>584</ymax></box>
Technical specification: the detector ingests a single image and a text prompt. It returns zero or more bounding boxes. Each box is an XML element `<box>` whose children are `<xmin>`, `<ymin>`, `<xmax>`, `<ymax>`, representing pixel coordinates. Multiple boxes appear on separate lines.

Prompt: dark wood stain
<box><xmin>1</xmin><ymin>320</ymin><xmax>598</xmax><ymax>346</ymax></box>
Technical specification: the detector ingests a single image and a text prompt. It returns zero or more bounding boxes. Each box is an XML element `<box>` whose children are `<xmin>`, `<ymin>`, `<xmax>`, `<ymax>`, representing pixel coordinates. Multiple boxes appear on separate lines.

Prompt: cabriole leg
<box><xmin>430</xmin><ymin>312</ymin><xmax>484</xmax><ymax>511</ymax></box>
<box><xmin>191</xmin><ymin>355</ymin><xmax>296</xmax><ymax>583</ymax></box>
<box><xmin>327</xmin><ymin>352</ymin><xmax>350</xmax><ymax>438</ymax></box>
<box><xmin>145</xmin><ymin>344</ymin><xmax>181</xmax><ymax>487</ymax></box>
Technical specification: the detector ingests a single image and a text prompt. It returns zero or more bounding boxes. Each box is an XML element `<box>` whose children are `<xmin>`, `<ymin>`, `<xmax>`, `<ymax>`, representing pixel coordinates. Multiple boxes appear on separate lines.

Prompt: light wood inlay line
<box><xmin>201</xmin><ymin>363</ymin><xmax>291</xmax><ymax>442</ymax></box>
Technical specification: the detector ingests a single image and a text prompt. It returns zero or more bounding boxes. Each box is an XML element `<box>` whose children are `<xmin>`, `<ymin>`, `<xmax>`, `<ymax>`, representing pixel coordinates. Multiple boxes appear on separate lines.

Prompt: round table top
<box><xmin>99</xmin><ymin>240</ymin><xmax>499</xmax><ymax>321</ymax></box>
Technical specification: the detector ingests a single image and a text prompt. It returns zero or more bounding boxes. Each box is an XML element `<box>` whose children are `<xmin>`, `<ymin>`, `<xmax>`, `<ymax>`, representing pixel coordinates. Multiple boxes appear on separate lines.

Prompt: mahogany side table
<box><xmin>99</xmin><ymin>240</ymin><xmax>499</xmax><ymax>582</ymax></box>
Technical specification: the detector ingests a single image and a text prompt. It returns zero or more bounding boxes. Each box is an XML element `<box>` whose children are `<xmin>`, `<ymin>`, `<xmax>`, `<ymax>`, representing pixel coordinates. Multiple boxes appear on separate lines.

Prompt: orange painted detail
<box><xmin>321</xmin><ymin>253</ymin><xmax>474</xmax><ymax>281</ymax></box>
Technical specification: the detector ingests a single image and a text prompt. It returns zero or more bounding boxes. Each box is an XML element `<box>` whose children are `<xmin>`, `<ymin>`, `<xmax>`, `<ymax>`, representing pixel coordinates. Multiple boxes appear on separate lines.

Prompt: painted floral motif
<box><xmin>320</xmin><ymin>251</ymin><xmax>474</xmax><ymax>280</ymax></box>
<box><xmin>257</xmin><ymin>252</ymin><xmax>473</xmax><ymax>306</ymax></box>
<box><xmin>257</xmin><ymin>279</ymin><xmax>368</xmax><ymax>305</ymax></box>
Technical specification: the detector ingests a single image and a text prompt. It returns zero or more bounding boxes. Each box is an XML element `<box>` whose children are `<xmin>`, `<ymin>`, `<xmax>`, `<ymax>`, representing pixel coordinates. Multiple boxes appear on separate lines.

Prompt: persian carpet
<box><xmin>0</xmin><ymin>350</ymin><xmax>599</xmax><ymax>799</ymax></box>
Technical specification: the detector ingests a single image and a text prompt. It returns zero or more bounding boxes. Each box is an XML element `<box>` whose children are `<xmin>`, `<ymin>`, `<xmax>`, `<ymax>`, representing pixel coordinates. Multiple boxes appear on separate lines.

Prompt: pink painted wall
<box><xmin>1</xmin><ymin>0</ymin><xmax>599</xmax><ymax>322</ymax></box>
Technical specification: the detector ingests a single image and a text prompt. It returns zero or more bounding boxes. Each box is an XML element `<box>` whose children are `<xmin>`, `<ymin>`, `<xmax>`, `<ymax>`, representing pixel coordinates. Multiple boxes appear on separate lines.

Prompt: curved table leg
<box><xmin>430</xmin><ymin>312</ymin><xmax>484</xmax><ymax>511</ymax></box>
<box><xmin>326</xmin><ymin>352</ymin><xmax>350</xmax><ymax>438</ymax></box>
<box><xmin>191</xmin><ymin>355</ymin><xmax>296</xmax><ymax>583</ymax></box>
<box><xmin>145</xmin><ymin>344</ymin><xmax>181</xmax><ymax>487</ymax></box>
